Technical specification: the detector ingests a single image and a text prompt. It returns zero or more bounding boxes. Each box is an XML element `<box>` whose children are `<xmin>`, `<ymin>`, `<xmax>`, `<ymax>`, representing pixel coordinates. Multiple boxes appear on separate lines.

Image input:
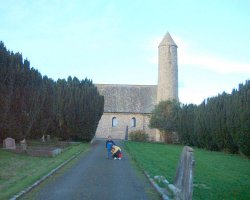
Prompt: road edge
<box><xmin>9</xmin><ymin>151</ymin><xmax>83</xmax><ymax>200</ymax></box>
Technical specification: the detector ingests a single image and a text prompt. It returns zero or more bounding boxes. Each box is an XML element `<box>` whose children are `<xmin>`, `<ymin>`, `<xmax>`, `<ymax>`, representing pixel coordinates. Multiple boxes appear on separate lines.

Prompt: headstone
<box><xmin>173</xmin><ymin>146</ymin><xmax>195</xmax><ymax>200</ymax></box>
<box><xmin>20</xmin><ymin>138</ymin><xmax>27</xmax><ymax>151</ymax></box>
<box><xmin>41</xmin><ymin>135</ymin><xmax>45</xmax><ymax>142</ymax></box>
<box><xmin>51</xmin><ymin>148</ymin><xmax>62</xmax><ymax>157</ymax></box>
<box><xmin>3</xmin><ymin>137</ymin><xmax>16</xmax><ymax>149</ymax></box>
<box><xmin>46</xmin><ymin>135</ymin><xmax>50</xmax><ymax>141</ymax></box>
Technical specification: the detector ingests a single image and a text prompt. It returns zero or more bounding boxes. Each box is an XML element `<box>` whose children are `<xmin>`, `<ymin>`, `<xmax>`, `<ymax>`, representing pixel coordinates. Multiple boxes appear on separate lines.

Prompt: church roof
<box><xmin>96</xmin><ymin>84</ymin><xmax>157</xmax><ymax>113</ymax></box>
<box><xmin>159</xmin><ymin>32</ymin><xmax>177</xmax><ymax>47</ymax></box>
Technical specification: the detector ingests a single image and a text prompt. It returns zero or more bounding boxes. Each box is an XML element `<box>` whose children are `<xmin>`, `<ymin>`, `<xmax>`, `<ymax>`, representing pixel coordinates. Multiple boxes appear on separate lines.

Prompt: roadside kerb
<box><xmin>144</xmin><ymin>171</ymin><xmax>170</xmax><ymax>200</ymax></box>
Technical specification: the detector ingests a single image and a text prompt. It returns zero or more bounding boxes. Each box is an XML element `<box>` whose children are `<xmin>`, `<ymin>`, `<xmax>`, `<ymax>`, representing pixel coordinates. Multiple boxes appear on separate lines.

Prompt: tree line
<box><xmin>0</xmin><ymin>41</ymin><xmax>104</xmax><ymax>142</ymax></box>
<box><xmin>150</xmin><ymin>80</ymin><xmax>250</xmax><ymax>156</ymax></box>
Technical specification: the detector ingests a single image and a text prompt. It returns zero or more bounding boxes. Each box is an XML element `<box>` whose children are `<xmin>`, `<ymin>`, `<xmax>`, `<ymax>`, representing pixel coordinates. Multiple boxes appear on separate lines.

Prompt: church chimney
<box><xmin>157</xmin><ymin>32</ymin><xmax>178</xmax><ymax>103</ymax></box>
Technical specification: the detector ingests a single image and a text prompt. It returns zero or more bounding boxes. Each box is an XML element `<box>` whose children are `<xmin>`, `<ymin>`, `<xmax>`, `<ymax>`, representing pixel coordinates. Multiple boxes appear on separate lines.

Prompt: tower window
<box><xmin>131</xmin><ymin>117</ymin><xmax>136</xmax><ymax>127</ymax></box>
<box><xmin>112</xmin><ymin>117</ymin><xmax>118</xmax><ymax>127</ymax></box>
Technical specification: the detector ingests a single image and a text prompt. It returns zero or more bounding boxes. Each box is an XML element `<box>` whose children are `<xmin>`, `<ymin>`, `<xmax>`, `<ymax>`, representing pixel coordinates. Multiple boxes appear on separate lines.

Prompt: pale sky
<box><xmin>1</xmin><ymin>0</ymin><xmax>249</xmax><ymax>105</ymax></box>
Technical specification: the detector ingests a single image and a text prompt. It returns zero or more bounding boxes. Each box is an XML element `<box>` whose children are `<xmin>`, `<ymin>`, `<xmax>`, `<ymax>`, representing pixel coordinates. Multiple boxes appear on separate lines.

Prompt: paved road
<box><xmin>21</xmin><ymin>140</ymin><xmax>159</xmax><ymax>200</ymax></box>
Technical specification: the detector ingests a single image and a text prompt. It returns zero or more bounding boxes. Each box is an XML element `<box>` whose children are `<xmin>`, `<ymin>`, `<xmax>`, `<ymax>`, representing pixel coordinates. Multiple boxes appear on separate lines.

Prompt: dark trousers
<box><xmin>113</xmin><ymin>150</ymin><xmax>121</xmax><ymax>158</ymax></box>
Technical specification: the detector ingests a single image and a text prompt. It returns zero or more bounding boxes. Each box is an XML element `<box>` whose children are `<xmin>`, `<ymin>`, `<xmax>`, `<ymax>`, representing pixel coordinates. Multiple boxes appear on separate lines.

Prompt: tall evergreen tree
<box><xmin>150</xmin><ymin>80</ymin><xmax>249</xmax><ymax>156</ymax></box>
<box><xmin>0</xmin><ymin>41</ymin><xmax>104</xmax><ymax>142</ymax></box>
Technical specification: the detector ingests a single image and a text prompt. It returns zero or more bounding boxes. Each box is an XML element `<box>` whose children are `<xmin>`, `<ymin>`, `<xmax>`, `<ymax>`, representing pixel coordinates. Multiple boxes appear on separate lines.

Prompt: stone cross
<box><xmin>3</xmin><ymin>137</ymin><xmax>16</xmax><ymax>149</ymax></box>
<box><xmin>174</xmin><ymin>146</ymin><xmax>195</xmax><ymax>200</ymax></box>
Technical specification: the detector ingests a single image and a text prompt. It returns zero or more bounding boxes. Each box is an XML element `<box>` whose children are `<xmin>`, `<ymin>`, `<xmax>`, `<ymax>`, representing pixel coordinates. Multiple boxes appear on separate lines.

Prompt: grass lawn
<box><xmin>0</xmin><ymin>142</ymin><xmax>89</xmax><ymax>200</ymax></box>
<box><xmin>124</xmin><ymin>141</ymin><xmax>250</xmax><ymax>200</ymax></box>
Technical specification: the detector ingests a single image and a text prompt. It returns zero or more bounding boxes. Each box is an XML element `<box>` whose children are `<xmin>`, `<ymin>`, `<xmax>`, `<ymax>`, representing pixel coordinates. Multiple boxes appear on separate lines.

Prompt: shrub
<box><xmin>129</xmin><ymin>130</ymin><xmax>149</xmax><ymax>142</ymax></box>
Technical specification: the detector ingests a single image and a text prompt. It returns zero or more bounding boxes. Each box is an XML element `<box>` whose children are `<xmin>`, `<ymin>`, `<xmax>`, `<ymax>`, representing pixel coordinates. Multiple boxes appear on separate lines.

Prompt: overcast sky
<box><xmin>1</xmin><ymin>0</ymin><xmax>249</xmax><ymax>105</ymax></box>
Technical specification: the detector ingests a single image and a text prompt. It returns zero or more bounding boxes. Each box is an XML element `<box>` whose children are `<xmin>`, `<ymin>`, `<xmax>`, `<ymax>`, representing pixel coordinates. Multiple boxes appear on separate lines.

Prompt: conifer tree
<box><xmin>0</xmin><ymin>41</ymin><xmax>104</xmax><ymax>142</ymax></box>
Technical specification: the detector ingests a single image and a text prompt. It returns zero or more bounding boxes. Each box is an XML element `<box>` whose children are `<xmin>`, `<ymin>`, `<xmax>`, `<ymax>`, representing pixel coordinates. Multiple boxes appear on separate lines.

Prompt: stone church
<box><xmin>95</xmin><ymin>32</ymin><xmax>178</xmax><ymax>141</ymax></box>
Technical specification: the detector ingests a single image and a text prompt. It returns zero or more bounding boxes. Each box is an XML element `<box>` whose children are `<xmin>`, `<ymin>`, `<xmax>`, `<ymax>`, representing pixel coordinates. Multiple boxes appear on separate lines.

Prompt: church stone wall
<box><xmin>96</xmin><ymin>112</ymin><xmax>157</xmax><ymax>140</ymax></box>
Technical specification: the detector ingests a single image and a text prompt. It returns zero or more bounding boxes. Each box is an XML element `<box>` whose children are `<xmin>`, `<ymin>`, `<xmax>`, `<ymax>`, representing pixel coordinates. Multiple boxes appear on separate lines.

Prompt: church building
<box><xmin>95</xmin><ymin>32</ymin><xmax>178</xmax><ymax>141</ymax></box>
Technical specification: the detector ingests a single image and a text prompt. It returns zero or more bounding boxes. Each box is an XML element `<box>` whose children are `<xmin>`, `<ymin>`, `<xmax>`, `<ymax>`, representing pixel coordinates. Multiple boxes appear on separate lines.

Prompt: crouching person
<box><xmin>111</xmin><ymin>145</ymin><xmax>122</xmax><ymax>160</ymax></box>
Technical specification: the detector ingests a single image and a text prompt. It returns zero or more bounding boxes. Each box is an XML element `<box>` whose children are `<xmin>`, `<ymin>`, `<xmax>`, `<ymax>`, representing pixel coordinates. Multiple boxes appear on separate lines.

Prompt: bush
<box><xmin>129</xmin><ymin>130</ymin><xmax>149</xmax><ymax>142</ymax></box>
<box><xmin>163</xmin><ymin>131</ymin><xmax>179</xmax><ymax>144</ymax></box>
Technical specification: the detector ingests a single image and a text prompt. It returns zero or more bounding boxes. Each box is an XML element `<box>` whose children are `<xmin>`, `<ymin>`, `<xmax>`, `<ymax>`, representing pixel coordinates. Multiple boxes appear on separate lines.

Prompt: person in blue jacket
<box><xmin>106</xmin><ymin>135</ymin><xmax>115</xmax><ymax>159</ymax></box>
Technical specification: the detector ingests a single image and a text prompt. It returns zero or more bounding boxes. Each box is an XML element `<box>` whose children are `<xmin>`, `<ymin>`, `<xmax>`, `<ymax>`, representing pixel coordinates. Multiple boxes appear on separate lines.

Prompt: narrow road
<box><xmin>21</xmin><ymin>140</ymin><xmax>159</xmax><ymax>200</ymax></box>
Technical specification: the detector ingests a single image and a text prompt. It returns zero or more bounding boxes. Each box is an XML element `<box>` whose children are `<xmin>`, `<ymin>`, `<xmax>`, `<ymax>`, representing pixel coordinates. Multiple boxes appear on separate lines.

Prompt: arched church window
<box><xmin>131</xmin><ymin>117</ymin><xmax>136</xmax><ymax>127</ymax></box>
<box><xmin>112</xmin><ymin>117</ymin><xmax>117</xmax><ymax>127</ymax></box>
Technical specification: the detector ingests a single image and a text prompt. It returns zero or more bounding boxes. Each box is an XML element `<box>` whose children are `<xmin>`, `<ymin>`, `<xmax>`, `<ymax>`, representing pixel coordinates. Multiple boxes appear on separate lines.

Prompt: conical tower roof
<box><xmin>159</xmin><ymin>32</ymin><xmax>177</xmax><ymax>47</ymax></box>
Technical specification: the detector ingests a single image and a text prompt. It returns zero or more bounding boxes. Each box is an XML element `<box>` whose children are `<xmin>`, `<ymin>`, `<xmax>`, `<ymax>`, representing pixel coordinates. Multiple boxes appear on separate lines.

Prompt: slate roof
<box><xmin>96</xmin><ymin>84</ymin><xmax>157</xmax><ymax>113</ymax></box>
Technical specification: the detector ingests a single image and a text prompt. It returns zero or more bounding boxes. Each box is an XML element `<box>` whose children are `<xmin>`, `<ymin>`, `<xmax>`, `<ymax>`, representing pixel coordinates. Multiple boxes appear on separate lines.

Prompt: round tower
<box><xmin>157</xmin><ymin>32</ymin><xmax>178</xmax><ymax>103</ymax></box>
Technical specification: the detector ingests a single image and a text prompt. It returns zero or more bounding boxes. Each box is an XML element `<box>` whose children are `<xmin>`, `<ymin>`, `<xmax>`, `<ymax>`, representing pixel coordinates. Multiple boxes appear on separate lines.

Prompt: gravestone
<box><xmin>173</xmin><ymin>146</ymin><xmax>195</xmax><ymax>200</ymax></box>
<box><xmin>46</xmin><ymin>135</ymin><xmax>50</xmax><ymax>141</ymax></box>
<box><xmin>3</xmin><ymin>137</ymin><xmax>16</xmax><ymax>150</ymax></box>
<box><xmin>20</xmin><ymin>138</ymin><xmax>27</xmax><ymax>151</ymax></box>
<box><xmin>41</xmin><ymin>135</ymin><xmax>45</xmax><ymax>142</ymax></box>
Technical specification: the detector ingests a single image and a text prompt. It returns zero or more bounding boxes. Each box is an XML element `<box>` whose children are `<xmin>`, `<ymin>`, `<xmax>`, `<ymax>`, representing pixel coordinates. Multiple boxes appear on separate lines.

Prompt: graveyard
<box><xmin>2</xmin><ymin>137</ymin><xmax>68</xmax><ymax>157</ymax></box>
<box><xmin>0</xmin><ymin>138</ymin><xmax>89</xmax><ymax>200</ymax></box>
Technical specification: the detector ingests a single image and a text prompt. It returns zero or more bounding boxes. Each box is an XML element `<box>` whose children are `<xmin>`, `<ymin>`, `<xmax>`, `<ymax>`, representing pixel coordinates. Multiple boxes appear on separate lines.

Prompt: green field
<box><xmin>0</xmin><ymin>143</ymin><xmax>89</xmax><ymax>200</ymax></box>
<box><xmin>124</xmin><ymin>141</ymin><xmax>250</xmax><ymax>200</ymax></box>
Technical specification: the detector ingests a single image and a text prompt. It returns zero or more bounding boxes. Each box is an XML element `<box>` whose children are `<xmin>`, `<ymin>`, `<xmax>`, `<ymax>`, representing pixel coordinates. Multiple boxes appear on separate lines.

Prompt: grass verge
<box><xmin>124</xmin><ymin>141</ymin><xmax>250</xmax><ymax>200</ymax></box>
<box><xmin>0</xmin><ymin>143</ymin><xmax>89</xmax><ymax>200</ymax></box>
